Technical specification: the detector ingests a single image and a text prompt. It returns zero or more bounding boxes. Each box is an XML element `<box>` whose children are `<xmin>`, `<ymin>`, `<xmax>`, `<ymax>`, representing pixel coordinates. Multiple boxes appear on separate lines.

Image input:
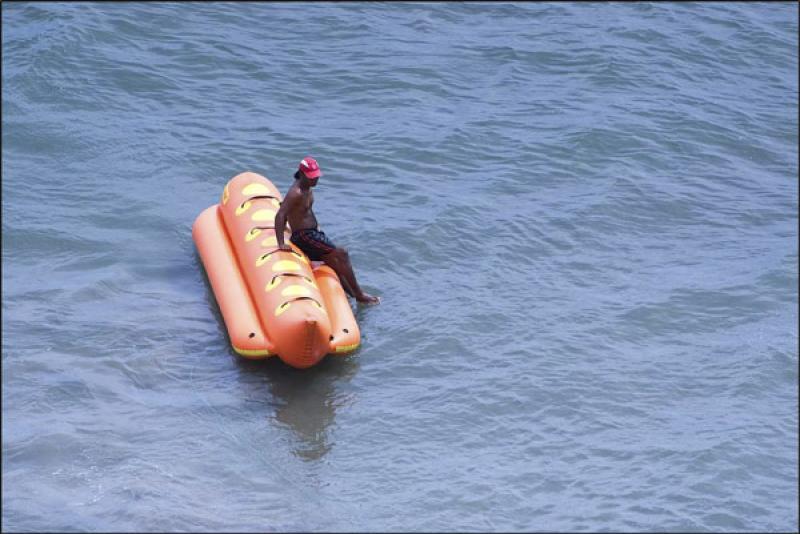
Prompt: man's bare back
<box><xmin>274</xmin><ymin>157</ymin><xmax>380</xmax><ymax>305</ymax></box>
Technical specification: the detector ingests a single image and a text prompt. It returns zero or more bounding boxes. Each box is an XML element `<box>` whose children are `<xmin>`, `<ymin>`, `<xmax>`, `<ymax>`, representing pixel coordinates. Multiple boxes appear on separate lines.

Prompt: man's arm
<box><xmin>274</xmin><ymin>191</ymin><xmax>297</xmax><ymax>250</ymax></box>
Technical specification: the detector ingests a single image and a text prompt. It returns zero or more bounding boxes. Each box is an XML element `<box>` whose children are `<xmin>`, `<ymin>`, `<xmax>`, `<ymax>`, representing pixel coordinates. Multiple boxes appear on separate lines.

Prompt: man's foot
<box><xmin>356</xmin><ymin>293</ymin><xmax>381</xmax><ymax>305</ymax></box>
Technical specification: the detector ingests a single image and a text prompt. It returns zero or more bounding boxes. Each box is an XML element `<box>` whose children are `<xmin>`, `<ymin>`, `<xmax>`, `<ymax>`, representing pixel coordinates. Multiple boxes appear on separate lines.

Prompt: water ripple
<box><xmin>3</xmin><ymin>2</ymin><xmax>797</xmax><ymax>532</ymax></box>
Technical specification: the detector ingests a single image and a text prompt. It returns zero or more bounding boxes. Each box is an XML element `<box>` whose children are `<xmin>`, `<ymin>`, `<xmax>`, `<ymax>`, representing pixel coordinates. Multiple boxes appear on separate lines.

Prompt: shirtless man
<box><xmin>274</xmin><ymin>156</ymin><xmax>380</xmax><ymax>305</ymax></box>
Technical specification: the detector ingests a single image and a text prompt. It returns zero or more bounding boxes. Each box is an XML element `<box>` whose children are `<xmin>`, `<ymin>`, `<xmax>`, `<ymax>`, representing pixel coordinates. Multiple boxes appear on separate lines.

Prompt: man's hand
<box><xmin>277</xmin><ymin>243</ymin><xmax>294</xmax><ymax>252</ymax></box>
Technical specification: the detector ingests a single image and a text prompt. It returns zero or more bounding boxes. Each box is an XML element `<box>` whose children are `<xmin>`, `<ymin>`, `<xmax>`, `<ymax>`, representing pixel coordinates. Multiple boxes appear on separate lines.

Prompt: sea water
<box><xmin>2</xmin><ymin>2</ymin><xmax>797</xmax><ymax>531</ymax></box>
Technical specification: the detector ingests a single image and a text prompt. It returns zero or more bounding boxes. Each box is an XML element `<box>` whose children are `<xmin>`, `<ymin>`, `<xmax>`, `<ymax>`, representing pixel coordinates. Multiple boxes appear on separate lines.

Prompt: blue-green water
<box><xmin>2</xmin><ymin>2</ymin><xmax>798</xmax><ymax>531</ymax></box>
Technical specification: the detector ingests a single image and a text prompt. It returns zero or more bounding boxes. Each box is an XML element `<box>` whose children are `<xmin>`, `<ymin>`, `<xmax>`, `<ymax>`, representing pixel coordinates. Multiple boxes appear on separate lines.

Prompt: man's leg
<box><xmin>327</xmin><ymin>262</ymin><xmax>357</xmax><ymax>299</ymax></box>
<box><xmin>322</xmin><ymin>248</ymin><xmax>380</xmax><ymax>304</ymax></box>
<box><xmin>338</xmin><ymin>274</ymin><xmax>357</xmax><ymax>299</ymax></box>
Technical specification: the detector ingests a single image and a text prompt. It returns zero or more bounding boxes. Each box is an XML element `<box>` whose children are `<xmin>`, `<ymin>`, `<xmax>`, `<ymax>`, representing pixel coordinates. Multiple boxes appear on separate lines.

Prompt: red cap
<box><xmin>298</xmin><ymin>156</ymin><xmax>322</xmax><ymax>179</ymax></box>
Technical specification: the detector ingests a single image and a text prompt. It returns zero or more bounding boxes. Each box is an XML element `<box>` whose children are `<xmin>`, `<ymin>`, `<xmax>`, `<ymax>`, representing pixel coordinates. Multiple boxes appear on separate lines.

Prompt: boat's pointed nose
<box><xmin>275</xmin><ymin>307</ymin><xmax>331</xmax><ymax>369</ymax></box>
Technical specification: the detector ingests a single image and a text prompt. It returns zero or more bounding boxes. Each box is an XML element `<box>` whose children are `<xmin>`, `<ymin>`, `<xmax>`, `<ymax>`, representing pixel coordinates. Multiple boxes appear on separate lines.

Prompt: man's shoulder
<box><xmin>283</xmin><ymin>183</ymin><xmax>303</xmax><ymax>203</ymax></box>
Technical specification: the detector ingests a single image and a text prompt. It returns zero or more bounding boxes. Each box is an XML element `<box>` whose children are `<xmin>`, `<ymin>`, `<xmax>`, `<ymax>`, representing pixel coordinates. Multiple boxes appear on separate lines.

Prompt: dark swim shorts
<box><xmin>291</xmin><ymin>229</ymin><xmax>337</xmax><ymax>261</ymax></box>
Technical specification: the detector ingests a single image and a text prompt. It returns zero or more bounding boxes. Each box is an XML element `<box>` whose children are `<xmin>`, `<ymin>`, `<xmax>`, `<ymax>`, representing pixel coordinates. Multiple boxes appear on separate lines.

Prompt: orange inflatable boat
<box><xmin>193</xmin><ymin>171</ymin><xmax>360</xmax><ymax>369</ymax></box>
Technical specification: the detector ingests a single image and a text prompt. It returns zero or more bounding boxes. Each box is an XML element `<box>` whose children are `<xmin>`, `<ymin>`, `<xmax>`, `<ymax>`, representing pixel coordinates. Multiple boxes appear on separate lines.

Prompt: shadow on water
<box><xmin>236</xmin><ymin>355</ymin><xmax>360</xmax><ymax>462</ymax></box>
<box><xmin>193</xmin><ymin>249</ymin><xmax>361</xmax><ymax>462</ymax></box>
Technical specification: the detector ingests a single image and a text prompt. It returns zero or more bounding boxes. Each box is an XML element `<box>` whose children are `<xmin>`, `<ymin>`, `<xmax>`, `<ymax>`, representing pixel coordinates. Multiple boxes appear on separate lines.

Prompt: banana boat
<box><xmin>192</xmin><ymin>171</ymin><xmax>360</xmax><ymax>369</ymax></box>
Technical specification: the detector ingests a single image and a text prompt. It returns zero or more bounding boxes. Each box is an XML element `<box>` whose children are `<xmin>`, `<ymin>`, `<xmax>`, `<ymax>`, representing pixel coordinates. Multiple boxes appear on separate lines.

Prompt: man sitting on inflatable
<box><xmin>274</xmin><ymin>156</ymin><xmax>381</xmax><ymax>305</ymax></box>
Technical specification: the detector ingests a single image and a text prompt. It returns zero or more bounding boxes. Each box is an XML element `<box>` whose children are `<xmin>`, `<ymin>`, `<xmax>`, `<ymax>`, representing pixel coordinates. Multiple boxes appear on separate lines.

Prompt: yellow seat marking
<box><xmin>272</xmin><ymin>260</ymin><xmax>301</xmax><ymax>272</ymax></box>
<box><xmin>251</xmin><ymin>209</ymin><xmax>276</xmax><ymax>222</ymax></box>
<box><xmin>275</xmin><ymin>297</ymin><xmax>324</xmax><ymax>316</ymax></box>
<box><xmin>234</xmin><ymin>346</ymin><xmax>273</xmax><ymax>357</ymax></box>
<box><xmin>334</xmin><ymin>342</ymin><xmax>360</xmax><ymax>353</ymax></box>
<box><xmin>265</xmin><ymin>275</ymin><xmax>316</xmax><ymax>292</ymax></box>
<box><xmin>256</xmin><ymin>250</ymin><xmax>294</xmax><ymax>267</ymax></box>
<box><xmin>222</xmin><ymin>184</ymin><xmax>230</xmax><ymax>205</ymax></box>
<box><xmin>265</xmin><ymin>277</ymin><xmax>281</xmax><ymax>292</ymax></box>
<box><xmin>236</xmin><ymin>201</ymin><xmax>252</xmax><ymax>216</ymax></box>
<box><xmin>260</xmin><ymin>236</ymin><xmax>278</xmax><ymax>248</ymax></box>
<box><xmin>285</xmin><ymin>250</ymin><xmax>309</xmax><ymax>264</ymax></box>
<box><xmin>242</xmin><ymin>183</ymin><xmax>273</xmax><ymax>196</ymax></box>
<box><xmin>245</xmin><ymin>228</ymin><xmax>262</xmax><ymax>242</ymax></box>
<box><xmin>281</xmin><ymin>285</ymin><xmax>311</xmax><ymax>297</ymax></box>
<box><xmin>255</xmin><ymin>254</ymin><xmax>270</xmax><ymax>267</ymax></box>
